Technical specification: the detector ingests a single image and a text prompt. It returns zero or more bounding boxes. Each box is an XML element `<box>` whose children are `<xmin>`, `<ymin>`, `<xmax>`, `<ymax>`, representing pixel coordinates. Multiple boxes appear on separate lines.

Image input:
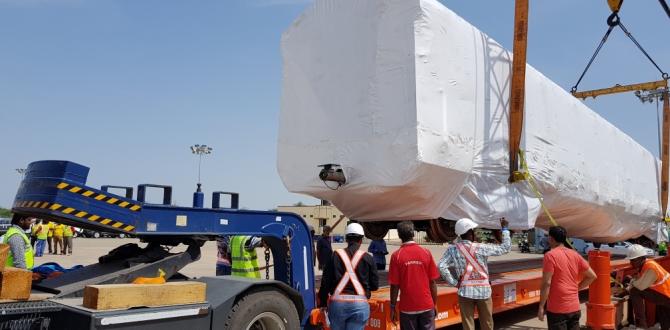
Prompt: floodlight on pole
<box><xmin>190</xmin><ymin>144</ymin><xmax>212</xmax><ymax>208</ymax></box>
<box><xmin>190</xmin><ymin>144</ymin><xmax>213</xmax><ymax>186</ymax></box>
<box><xmin>15</xmin><ymin>168</ymin><xmax>26</xmax><ymax>179</ymax></box>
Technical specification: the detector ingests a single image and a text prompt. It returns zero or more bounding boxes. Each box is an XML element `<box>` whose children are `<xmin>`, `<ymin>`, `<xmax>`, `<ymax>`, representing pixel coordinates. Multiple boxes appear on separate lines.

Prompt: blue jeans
<box><xmin>35</xmin><ymin>239</ymin><xmax>46</xmax><ymax>257</ymax></box>
<box><xmin>328</xmin><ymin>300</ymin><xmax>370</xmax><ymax>330</ymax></box>
<box><xmin>216</xmin><ymin>263</ymin><xmax>231</xmax><ymax>276</ymax></box>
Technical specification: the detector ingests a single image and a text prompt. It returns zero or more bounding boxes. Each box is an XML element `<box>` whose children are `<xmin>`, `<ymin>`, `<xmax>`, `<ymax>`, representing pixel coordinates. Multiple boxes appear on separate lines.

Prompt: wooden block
<box><xmin>0</xmin><ymin>244</ymin><xmax>8</xmax><ymax>272</ymax></box>
<box><xmin>83</xmin><ymin>281</ymin><xmax>206</xmax><ymax>310</ymax></box>
<box><xmin>0</xmin><ymin>267</ymin><xmax>32</xmax><ymax>300</ymax></box>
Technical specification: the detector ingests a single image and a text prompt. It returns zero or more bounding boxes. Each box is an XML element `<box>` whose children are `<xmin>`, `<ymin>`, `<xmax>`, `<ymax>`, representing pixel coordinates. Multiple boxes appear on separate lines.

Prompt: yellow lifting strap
<box><xmin>515</xmin><ymin>150</ymin><xmax>625</xmax><ymax>287</ymax></box>
<box><xmin>514</xmin><ymin>150</ymin><xmax>572</xmax><ymax>250</ymax></box>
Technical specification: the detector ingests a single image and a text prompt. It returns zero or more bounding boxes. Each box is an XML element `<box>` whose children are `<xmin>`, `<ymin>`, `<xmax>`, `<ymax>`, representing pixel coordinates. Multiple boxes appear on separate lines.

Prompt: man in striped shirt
<box><xmin>438</xmin><ymin>218</ymin><xmax>511</xmax><ymax>330</ymax></box>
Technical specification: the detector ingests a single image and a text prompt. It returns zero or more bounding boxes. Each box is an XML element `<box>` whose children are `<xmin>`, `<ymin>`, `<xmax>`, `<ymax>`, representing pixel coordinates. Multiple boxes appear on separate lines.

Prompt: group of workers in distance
<box><xmin>30</xmin><ymin>218</ymin><xmax>75</xmax><ymax>256</ymax></box>
<box><xmin>4</xmin><ymin>215</ymin><xmax>75</xmax><ymax>271</ymax></box>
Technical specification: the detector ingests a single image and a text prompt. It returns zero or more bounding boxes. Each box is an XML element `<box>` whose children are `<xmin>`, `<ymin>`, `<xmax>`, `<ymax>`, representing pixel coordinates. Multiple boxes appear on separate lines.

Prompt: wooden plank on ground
<box><xmin>0</xmin><ymin>267</ymin><xmax>32</xmax><ymax>300</ymax></box>
<box><xmin>83</xmin><ymin>281</ymin><xmax>206</xmax><ymax>310</ymax></box>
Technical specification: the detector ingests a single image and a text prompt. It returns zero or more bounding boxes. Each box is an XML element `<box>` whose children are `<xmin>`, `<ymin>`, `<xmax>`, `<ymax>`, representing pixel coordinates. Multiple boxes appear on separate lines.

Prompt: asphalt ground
<box><xmin>33</xmin><ymin>237</ymin><xmax>601</xmax><ymax>329</ymax></box>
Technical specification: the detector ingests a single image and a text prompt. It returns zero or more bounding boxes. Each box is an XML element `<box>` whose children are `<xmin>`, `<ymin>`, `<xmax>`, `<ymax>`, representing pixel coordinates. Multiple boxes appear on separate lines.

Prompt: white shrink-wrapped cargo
<box><xmin>277</xmin><ymin>0</ymin><xmax>663</xmax><ymax>242</ymax></box>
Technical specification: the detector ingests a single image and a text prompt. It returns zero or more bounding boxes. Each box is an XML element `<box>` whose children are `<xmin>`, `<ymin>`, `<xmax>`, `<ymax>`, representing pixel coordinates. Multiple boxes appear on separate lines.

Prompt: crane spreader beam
<box><xmin>571</xmin><ymin>79</ymin><xmax>668</xmax><ymax>99</ymax></box>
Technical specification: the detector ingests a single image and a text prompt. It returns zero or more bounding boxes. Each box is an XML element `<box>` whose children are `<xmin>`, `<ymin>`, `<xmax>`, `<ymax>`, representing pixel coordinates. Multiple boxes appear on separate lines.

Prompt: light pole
<box><xmin>190</xmin><ymin>144</ymin><xmax>213</xmax><ymax>185</ymax></box>
<box><xmin>190</xmin><ymin>144</ymin><xmax>213</xmax><ymax>207</ymax></box>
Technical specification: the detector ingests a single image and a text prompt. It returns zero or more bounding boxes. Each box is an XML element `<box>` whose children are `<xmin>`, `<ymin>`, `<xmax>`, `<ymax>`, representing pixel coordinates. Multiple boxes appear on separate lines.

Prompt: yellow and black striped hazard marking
<box><xmin>56</xmin><ymin>182</ymin><xmax>141</xmax><ymax>212</ymax></box>
<box><xmin>13</xmin><ymin>200</ymin><xmax>135</xmax><ymax>232</ymax></box>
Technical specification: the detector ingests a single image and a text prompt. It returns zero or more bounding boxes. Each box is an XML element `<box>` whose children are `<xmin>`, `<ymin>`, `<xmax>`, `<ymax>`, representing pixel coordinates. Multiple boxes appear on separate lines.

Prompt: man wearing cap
<box><xmin>438</xmin><ymin>217</ymin><xmax>511</xmax><ymax>330</ymax></box>
<box><xmin>625</xmin><ymin>244</ymin><xmax>670</xmax><ymax>329</ymax></box>
<box><xmin>318</xmin><ymin>223</ymin><xmax>379</xmax><ymax>330</ymax></box>
<box><xmin>538</xmin><ymin>226</ymin><xmax>596</xmax><ymax>330</ymax></box>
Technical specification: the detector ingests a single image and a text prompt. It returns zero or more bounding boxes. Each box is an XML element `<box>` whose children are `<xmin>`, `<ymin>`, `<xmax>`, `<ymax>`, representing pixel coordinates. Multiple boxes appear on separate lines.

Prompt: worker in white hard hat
<box><xmin>318</xmin><ymin>222</ymin><xmax>379</xmax><ymax>330</ymax></box>
<box><xmin>624</xmin><ymin>243</ymin><xmax>670</xmax><ymax>329</ymax></box>
<box><xmin>437</xmin><ymin>217</ymin><xmax>511</xmax><ymax>330</ymax></box>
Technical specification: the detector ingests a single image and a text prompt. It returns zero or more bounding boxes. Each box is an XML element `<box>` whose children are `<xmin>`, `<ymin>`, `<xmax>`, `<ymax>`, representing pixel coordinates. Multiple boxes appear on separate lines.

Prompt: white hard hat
<box><xmin>455</xmin><ymin>218</ymin><xmax>479</xmax><ymax>236</ymax></box>
<box><xmin>345</xmin><ymin>223</ymin><xmax>365</xmax><ymax>236</ymax></box>
<box><xmin>627</xmin><ymin>244</ymin><xmax>649</xmax><ymax>260</ymax></box>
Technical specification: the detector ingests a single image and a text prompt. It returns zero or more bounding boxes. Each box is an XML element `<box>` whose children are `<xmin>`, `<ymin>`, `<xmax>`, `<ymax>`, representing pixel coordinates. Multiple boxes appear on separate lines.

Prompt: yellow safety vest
<box><xmin>63</xmin><ymin>226</ymin><xmax>74</xmax><ymax>237</ymax></box>
<box><xmin>230</xmin><ymin>236</ymin><xmax>260</xmax><ymax>279</ymax></box>
<box><xmin>36</xmin><ymin>223</ymin><xmax>48</xmax><ymax>240</ymax></box>
<box><xmin>3</xmin><ymin>226</ymin><xmax>34</xmax><ymax>269</ymax></box>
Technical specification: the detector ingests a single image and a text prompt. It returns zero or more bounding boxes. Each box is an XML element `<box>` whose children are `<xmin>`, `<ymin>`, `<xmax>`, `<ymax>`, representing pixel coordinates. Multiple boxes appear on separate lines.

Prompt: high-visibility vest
<box><xmin>642</xmin><ymin>260</ymin><xmax>670</xmax><ymax>297</ymax></box>
<box><xmin>456</xmin><ymin>243</ymin><xmax>490</xmax><ymax>287</ymax></box>
<box><xmin>230</xmin><ymin>236</ymin><xmax>260</xmax><ymax>279</ymax></box>
<box><xmin>53</xmin><ymin>224</ymin><xmax>64</xmax><ymax>237</ymax></box>
<box><xmin>3</xmin><ymin>226</ymin><xmax>34</xmax><ymax>269</ymax></box>
<box><xmin>330</xmin><ymin>249</ymin><xmax>368</xmax><ymax>302</ymax></box>
<box><xmin>36</xmin><ymin>224</ymin><xmax>48</xmax><ymax>240</ymax></box>
<box><xmin>63</xmin><ymin>226</ymin><xmax>74</xmax><ymax>237</ymax></box>
<box><xmin>47</xmin><ymin>222</ymin><xmax>54</xmax><ymax>238</ymax></box>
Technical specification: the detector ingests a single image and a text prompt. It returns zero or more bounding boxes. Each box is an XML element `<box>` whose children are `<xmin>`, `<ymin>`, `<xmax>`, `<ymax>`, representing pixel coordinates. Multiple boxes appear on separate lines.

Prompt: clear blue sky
<box><xmin>1</xmin><ymin>0</ymin><xmax>668</xmax><ymax>210</ymax></box>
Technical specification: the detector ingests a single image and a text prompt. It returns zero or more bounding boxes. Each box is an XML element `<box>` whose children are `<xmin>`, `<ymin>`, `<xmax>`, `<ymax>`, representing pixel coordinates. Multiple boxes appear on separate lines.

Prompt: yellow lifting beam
<box><xmin>571</xmin><ymin>79</ymin><xmax>668</xmax><ymax>99</ymax></box>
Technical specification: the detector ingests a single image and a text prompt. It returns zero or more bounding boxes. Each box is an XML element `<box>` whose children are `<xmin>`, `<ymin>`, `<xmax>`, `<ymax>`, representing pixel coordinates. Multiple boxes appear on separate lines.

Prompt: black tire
<box><xmin>361</xmin><ymin>222</ymin><xmax>390</xmax><ymax>240</ymax></box>
<box><xmin>223</xmin><ymin>288</ymin><xmax>300</xmax><ymax>330</ymax></box>
<box><xmin>93</xmin><ymin>232</ymin><xmax>101</xmax><ymax>239</ymax></box>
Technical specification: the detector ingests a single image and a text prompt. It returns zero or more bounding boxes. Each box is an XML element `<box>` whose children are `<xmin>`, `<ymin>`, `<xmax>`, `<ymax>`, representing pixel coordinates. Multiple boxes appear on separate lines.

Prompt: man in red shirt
<box><xmin>389</xmin><ymin>221</ymin><xmax>439</xmax><ymax>330</ymax></box>
<box><xmin>538</xmin><ymin>226</ymin><xmax>597</xmax><ymax>330</ymax></box>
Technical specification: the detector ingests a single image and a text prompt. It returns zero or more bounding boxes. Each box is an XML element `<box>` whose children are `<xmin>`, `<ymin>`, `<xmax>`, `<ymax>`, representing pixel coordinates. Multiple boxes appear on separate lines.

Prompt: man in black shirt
<box><xmin>317</xmin><ymin>225</ymin><xmax>333</xmax><ymax>270</ymax></box>
<box><xmin>318</xmin><ymin>223</ymin><xmax>379</xmax><ymax>330</ymax></box>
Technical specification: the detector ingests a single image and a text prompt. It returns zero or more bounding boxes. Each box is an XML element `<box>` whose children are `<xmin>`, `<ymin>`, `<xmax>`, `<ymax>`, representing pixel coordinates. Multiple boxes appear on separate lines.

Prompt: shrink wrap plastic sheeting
<box><xmin>277</xmin><ymin>0</ymin><xmax>662</xmax><ymax>242</ymax></box>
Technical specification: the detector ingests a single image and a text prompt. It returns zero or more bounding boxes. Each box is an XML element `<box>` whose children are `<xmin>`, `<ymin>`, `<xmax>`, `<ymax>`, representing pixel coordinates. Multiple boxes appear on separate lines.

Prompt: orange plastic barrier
<box><xmin>586</xmin><ymin>250</ymin><xmax>616</xmax><ymax>329</ymax></box>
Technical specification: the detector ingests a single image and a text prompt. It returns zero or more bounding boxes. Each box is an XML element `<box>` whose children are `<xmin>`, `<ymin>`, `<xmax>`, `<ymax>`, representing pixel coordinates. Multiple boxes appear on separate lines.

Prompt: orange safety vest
<box><xmin>456</xmin><ymin>243</ymin><xmax>490</xmax><ymax>287</ymax></box>
<box><xmin>330</xmin><ymin>249</ymin><xmax>368</xmax><ymax>303</ymax></box>
<box><xmin>642</xmin><ymin>260</ymin><xmax>670</xmax><ymax>297</ymax></box>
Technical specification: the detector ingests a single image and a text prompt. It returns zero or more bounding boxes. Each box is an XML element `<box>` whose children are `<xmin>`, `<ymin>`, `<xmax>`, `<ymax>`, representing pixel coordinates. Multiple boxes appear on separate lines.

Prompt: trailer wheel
<box><xmin>361</xmin><ymin>222</ymin><xmax>390</xmax><ymax>240</ymax></box>
<box><xmin>223</xmin><ymin>289</ymin><xmax>300</xmax><ymax>330</ymax></box>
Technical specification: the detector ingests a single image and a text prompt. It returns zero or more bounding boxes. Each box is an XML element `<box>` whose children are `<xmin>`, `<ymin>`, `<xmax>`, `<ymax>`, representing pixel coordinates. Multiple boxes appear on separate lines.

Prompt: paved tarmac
<box><xmin>32</xmin><ymin>237</ymin><xmax>600</xmax><ymax>329</ymax></box>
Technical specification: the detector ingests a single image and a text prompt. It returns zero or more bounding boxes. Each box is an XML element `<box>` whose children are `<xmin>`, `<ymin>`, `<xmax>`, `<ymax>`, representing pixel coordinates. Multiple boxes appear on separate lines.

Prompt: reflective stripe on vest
<box><xmin>230</xmin><ymin>236</ymin><xmax>260</xmax><ymax>279</ymax></box>
<box><xmin>3</xmin><ymin>226</ymin><xmax>34</xmax><ymax>269</ymax></box>
<box><xmin>456</xmin><ymin>243</ymin><xmax>490</xmax><ymax>287</ymax></box>
<box><xmin>330</xmin><ymin>249</ymin><xmax>368</xmax><ymax>302</ymax></box>
<box><xmin>643</xmin><ymin>260</ymin><xmax>670</xmax><ymax>297</ymax></box>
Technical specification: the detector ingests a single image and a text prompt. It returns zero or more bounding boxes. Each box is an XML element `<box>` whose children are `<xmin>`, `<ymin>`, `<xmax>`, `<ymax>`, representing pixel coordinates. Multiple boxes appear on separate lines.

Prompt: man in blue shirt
<box><xmin>368</xmin><ymin>239</ymin><xmax>388</xmax><ymax>270</ymax></box>
<box><xmin>317</xmin><ymin>225</ymin><xmax>333</xmax><ymax>271</ymax></box>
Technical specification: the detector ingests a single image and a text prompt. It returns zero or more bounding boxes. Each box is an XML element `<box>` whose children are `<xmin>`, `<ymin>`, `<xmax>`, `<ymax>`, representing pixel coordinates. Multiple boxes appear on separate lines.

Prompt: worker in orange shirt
<box><xmin>625</xmin><ymin>244</ymin><xmax>670</xmax><ymax>329</ymax></box>
<box><xmin>52</xmin><ymin>223</ymin><xmax>64</xmax><ymax>255</ymax></box>
<box><xmin>63</xmin><ymin>225</ymin><xmax>74</xmax><ymax>255</ymax></box>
